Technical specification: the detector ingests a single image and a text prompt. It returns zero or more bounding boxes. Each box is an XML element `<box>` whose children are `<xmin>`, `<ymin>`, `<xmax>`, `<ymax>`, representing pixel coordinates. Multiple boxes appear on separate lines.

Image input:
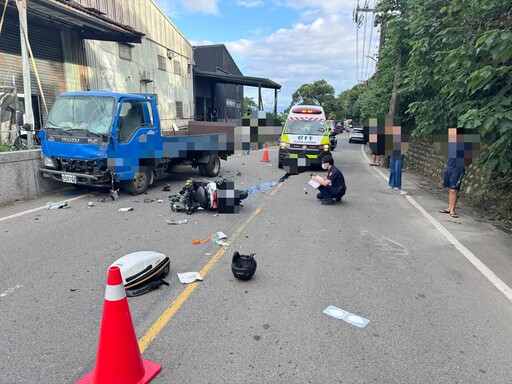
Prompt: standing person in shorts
<box><xmin>439</xmin><ymin>128</ymin><xmax>465</xmax><ymax>218</ymax></box>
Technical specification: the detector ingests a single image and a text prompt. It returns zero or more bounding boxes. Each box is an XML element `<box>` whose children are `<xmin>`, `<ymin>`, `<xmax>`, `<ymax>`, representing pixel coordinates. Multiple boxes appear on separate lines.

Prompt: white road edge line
<box><xmin>0</xmin><ymin>194</ymin><xmax>89</xmax><ymax>223</ymax></box>
<box><xmin>360</xmin><ymin>144</ymin><xmax>512</xmax><ymax>303</ymax></box>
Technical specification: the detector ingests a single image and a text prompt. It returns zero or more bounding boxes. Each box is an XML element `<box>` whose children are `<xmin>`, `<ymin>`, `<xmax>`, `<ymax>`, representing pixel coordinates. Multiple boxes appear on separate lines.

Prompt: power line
<box><xmin>365</xmin><ymin>0</ymin><xmax>376</xmax><ymax>80</ymax></box>
<box><xmin>353</xmin><ymin>1</ymin><xmax>377</xmax><ymax>82</ymax></box>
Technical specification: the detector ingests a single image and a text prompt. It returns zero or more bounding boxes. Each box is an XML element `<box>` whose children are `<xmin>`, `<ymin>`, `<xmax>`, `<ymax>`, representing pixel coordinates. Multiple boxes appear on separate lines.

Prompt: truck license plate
<box><xmin>62</xmin><ymin>174</ymin><xmax>77</xmax><ymax>184</ymax></box>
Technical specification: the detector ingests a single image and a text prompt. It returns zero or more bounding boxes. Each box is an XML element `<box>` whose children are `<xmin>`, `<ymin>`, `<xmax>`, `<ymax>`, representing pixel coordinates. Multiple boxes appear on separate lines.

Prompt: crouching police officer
<box><xmin>310</xmin><ymin>155</ymin><xmax>346</xmax><ymax>205</ymax></box>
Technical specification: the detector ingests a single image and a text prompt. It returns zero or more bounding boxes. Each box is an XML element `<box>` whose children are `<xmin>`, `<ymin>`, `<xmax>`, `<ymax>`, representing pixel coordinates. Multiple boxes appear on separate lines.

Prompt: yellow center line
<box><xmin>138</xmin><ymin>182</ymin><xmax>282</xmax><ymax>353</ymax></box>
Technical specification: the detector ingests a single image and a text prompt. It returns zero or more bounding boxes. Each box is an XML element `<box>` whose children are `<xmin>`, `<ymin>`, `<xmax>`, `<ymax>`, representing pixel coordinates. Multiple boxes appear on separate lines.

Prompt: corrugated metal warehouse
<box><xmin>0</xmin><ymin>0</ymin><xmax>194</xmax><ymax>132</ymax></box>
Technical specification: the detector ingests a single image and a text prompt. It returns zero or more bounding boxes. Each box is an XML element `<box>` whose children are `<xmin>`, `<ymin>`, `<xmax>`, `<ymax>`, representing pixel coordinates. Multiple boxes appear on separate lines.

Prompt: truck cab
<box><xmin>278</xmin><ymin>105</ymin><xmax>331</xmax><ymax>168</ymax></box>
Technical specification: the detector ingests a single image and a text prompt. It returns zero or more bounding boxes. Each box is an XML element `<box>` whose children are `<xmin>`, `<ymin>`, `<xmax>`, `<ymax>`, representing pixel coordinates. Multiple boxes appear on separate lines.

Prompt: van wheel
<box><xmin>123</xmin><ymin>169</ymin><xmax>150</xmax><ymax>195</ymax></box>
<box><xmin>204</xmin><ymin>155</ymin><xmax>220</xmax><ymax>177</ymax></box>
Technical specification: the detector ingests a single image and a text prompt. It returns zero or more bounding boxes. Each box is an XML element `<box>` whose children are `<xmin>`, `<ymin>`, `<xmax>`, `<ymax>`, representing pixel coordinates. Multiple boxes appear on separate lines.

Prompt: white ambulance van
<box><xmin>278</xmin><ymin>105</ymin><xmax>331</xmax><ymax>168</ymax></box>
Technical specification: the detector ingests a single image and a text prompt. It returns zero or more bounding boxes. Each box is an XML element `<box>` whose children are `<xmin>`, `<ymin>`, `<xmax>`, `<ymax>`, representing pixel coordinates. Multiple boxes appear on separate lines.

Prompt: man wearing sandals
<box><xmin>439</xmin><ymin>128</ymin><xmax>466</xmax><ymax>219</ymax></box>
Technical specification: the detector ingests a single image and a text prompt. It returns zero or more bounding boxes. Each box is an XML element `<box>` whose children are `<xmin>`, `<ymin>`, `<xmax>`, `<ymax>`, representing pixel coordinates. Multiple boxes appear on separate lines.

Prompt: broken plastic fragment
<box><xmin>110</xmin><ymin>189</ymin><xmax>119</xmax><ymax>200</ymax></box>
<box><xmin>211</xmin><ymin>231</ymin><xmax>227</xmax><ymax>241</ymax></box>
<box><xmin>166</xmin><ymin>219</ymin><xmax>188</xmax><ymax>225</ymax></box>
<box><xmin>87</xmin><ymin>202</ymin><xmax>95</xmax><ymax>208</ymax></box>
<box><xmin>46</xmin><ymin>202</ymin><xmax>70</xmax><ymax>210</ymax></box>
<box><xmin>215</xmin><ymin>240</ymin><xmax>230</xmax><ymax>247</ymax></box>
<box><xmin>192</xmin><ymin>236</ymin><xmax>211</xmax><ymax>244</ymax></box>
<box><xmin>118</xmin><ymin>207</ymin><xmax>134</xmax><ymax>212</ymax></box>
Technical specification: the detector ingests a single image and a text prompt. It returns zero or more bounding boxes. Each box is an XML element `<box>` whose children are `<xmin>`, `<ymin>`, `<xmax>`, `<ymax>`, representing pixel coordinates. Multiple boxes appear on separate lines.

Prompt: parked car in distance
<box><xmin>334</xmin><ymin>120</ymin><xmax>343</xmax><ymax>133</ymax></box>
<box><xmin>349</xmin><ymin>127</ymin><xmax>365</xmax><ymax>143</ymax></box>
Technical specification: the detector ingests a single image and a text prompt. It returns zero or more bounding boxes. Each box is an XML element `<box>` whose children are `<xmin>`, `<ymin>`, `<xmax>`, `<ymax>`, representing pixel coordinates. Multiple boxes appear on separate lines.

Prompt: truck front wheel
<box><xmin>123</xmin><ymin>169</ymin><xmax>151</xmax><ymax>195</ymax></box>
<box><xmin>204</xmin><ymin>155</ymin><xmax>220</xmax><ymax>177</ymax></box>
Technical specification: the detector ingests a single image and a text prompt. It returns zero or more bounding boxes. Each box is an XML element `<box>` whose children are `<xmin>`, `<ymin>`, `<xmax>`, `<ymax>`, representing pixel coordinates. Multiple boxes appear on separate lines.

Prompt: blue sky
<box><xmin>153</xmin><ymin>0</ymin><xmax>379</xmax><ymax>112</ymax></box>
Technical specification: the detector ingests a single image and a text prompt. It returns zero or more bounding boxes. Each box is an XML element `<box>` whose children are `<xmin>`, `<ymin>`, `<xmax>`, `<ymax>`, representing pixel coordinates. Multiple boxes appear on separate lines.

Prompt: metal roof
<box><xmin>24</xmin><ymin>0</ymin><xmax>144</xmax><ymax>43</ymax></box>
<box><xmin>195</xmin><ymin>69</ymin><xmax>281</xmax><ymax>90</ymax></box>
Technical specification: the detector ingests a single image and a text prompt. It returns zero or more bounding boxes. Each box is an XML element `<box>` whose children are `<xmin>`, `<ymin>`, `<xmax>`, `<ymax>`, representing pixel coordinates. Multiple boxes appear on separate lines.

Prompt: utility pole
<box><xmin>353</xmin><ymin>3</ymin><xmax>376</xmax><ymax>82</ymax></box>
<box><xmin>18</xmin><ymin>0</ymin><xmax>34</xmax><ymax>148</ymax></box>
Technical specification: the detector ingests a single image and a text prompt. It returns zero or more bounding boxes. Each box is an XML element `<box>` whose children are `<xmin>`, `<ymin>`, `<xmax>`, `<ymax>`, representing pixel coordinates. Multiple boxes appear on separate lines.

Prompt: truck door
<box><xmin>110</xmin><ymin>99</ymin><xmax>162</xmax><ymax>180</ymax></box>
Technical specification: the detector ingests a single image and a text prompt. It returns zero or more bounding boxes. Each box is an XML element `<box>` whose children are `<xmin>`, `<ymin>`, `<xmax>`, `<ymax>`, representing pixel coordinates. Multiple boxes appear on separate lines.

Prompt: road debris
<box><xmin>162</xmin><ymin>185</ymin><xmax>171</xmax><ymax>192</ymax></box>
<box><xmin>192</xmin><ymin>236</ymin><xmax>211</xmax><ymax>244</ymax></box>
<box><xmin>110</xmin><ymin>189</ymin><xmax>119</xmax><ymax>200</ymax></box>
<box><xmin>166</xmin><ymin>219</ymin><xmax>188</xmax><ymax>225</ymax></box>
<box><xmin>177</xmin><ymin>272</ymin><xmax>203</xmax><ymax>284</ymax></box>
<box><xmin>46</xmin><ymin>202</ymin><xmax>70</xmax><ymax>210</ymax></box>
<box><xmin>323</xmin><ymin>306</ymin><xmax>370</xmax><ymax>328</ymax></box>
<box><xmin>87</xmin><ymin>202</ymin><xmax>95</xmax><ymax>208</ymax></box>
<box><xmin>118</xmin><ymin>207</ymin><xmax>134</xmax><ymax>212</ymax></box>
<box><xmin>156</xmin><ymin>199</ymin><xmax>164</xmax><ymax>203</ymax></box>
<box><xmin>144</xmin><ymin>198</ymin><xmax>154</xmax><ymax>203</ymax></box>
<box><xmin>212</xmin><ymin>231</ymin><xmax>229</xmax><ymax>246</ymax></box>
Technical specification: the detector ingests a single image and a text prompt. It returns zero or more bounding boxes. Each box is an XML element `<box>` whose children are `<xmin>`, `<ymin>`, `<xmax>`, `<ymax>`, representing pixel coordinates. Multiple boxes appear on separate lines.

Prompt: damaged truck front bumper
<box><xmin>40</xmin><ymin>168</ymin><xmax>112</xmax><ymax>187</ymax></box>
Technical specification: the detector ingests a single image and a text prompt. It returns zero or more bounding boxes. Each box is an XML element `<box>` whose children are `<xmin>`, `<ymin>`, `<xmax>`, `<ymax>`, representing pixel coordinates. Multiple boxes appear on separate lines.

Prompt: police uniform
<box><xmin>317</xmin><ymin>165</ymin><xmax>346</xmax><ymax>202</ymax></box>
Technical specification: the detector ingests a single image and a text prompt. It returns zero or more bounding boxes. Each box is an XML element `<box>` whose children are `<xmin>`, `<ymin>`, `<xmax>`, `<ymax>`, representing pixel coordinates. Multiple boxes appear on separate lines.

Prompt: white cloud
<box><xmin>237</xmin><ymin>1</ymin><xmax>263</xmax><ymax>7</ymax></box>
<box><xmin>283</xmin><ymin>0</ymin><xmax>355</xmax><ymax>14</ymax></box>
<box><xmin>226</xmin><ymin>11</ymin><xmax>374</xmax><ymax>111</ymax></box>
<box><xmin>181</xmin><ymin>0</ymin><xmax>219</xmax><ymax>15</ymax></box>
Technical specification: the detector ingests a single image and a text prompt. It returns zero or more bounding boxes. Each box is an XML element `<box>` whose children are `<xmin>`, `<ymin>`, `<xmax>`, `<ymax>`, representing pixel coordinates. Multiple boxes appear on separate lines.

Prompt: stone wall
<box><xmin>0</xmin><ymin>150</ymin><xmax>59</xmax><ymax>206</ymax></box>
<box><xmin>404</xmin><ymin>136</ymin><xmax>512</xmax><ymax>222</ymax></box>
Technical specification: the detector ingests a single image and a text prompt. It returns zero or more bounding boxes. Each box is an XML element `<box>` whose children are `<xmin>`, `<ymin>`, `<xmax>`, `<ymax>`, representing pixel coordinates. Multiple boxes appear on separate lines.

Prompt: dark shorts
<box><xmin>444</xmin><ymin>169</ymin><xmax>465</xmax><ymax>191</ymax></box>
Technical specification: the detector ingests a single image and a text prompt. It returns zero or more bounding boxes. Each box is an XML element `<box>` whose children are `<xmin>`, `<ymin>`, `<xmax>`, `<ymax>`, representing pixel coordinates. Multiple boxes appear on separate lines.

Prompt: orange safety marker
<box><xmin>77</xmin><ymin>266</ymin><xmax>161</xmax><ymax>384</ymax></box>
<box><xmin>261</xmin><ymin>143</ymin><xmax>270</xmax><ymax>162</ymax></box>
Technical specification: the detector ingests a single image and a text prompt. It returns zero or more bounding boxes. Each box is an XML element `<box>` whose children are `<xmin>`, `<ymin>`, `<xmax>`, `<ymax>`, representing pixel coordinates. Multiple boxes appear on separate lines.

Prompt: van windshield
<box><xmin>46</xmin><ymin>95</ymin><xmax>115</xmax><ymax>135</ymax></box>
<box><xmin>284</xmin><ymin>120</ymin><xmax>327</xmax><ymax>135</ymax></box>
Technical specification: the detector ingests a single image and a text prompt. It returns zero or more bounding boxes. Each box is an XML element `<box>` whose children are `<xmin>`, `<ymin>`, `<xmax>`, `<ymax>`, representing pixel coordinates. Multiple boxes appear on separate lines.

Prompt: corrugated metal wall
<box><xmin>0</xmin><ymin>11</ymin><xmax>66</xmax><ymax>123</ymax></box>
<box><xmin>77</xmin><ymin>0</ymin><xmax>194</xmax><ymax>130</ymax></box>
<box><xmin>61</xmin><ymin>30</ymin><xmax>89</xmax><ymax>92</ymax></box>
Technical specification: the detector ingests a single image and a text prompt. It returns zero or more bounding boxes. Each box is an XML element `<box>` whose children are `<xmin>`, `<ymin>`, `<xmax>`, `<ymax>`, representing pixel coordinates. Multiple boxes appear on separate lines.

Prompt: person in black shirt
<box><xmin>310</xmin><ymin>155</ymin><xmax>346</xmax><ymax>205</ymax></box>
<box><xmin>439</xmin><ymin>128</ymin><xmax>466</xmax><ymax>218</ymax></box>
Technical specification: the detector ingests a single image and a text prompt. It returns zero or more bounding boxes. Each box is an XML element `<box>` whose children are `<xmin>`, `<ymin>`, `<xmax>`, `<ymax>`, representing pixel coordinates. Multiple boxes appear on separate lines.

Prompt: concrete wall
<box><xmin>0</xmin><ymin>150</ymin><xmax>59</xmax><ymax>206</ymax></box>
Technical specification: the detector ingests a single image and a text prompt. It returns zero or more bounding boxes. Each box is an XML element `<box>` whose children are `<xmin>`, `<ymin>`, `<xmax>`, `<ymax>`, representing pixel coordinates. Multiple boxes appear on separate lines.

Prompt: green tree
<box><xmin>288</xmin><ymin>80</ymin><xmax>335</xmax><ymax>108</ymax></box>
<box><xmin>243</xmin><ymin>97</ymin><xmax>257</xmax><ymax>116</ymax></box>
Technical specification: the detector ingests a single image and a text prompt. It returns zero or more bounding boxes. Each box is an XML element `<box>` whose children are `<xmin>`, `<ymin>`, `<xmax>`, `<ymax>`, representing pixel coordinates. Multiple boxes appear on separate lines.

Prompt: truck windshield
<box><xmin>284</xmin><ymin>120</ymin><xmax>327</xmax><ymax>135</ymax></box>
<box><xmin>46</xmin><ymin>95</ymin><xmax>115</xmax><ymax>135</ymax></box>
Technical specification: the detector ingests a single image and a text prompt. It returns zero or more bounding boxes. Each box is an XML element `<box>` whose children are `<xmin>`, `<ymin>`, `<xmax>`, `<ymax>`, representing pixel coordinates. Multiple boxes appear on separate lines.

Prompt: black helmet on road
<box><xmin>231</xmin><ymin>252</ymin><xmax>257</xmax><ymax>280</ymax></box>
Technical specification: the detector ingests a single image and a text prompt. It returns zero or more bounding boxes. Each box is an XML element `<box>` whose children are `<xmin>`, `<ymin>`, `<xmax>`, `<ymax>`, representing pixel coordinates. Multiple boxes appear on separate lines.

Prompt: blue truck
<box><xmin>39</xmin><ymin>91</ymin><xmax>234</xmax><ymax>194</ymax></box>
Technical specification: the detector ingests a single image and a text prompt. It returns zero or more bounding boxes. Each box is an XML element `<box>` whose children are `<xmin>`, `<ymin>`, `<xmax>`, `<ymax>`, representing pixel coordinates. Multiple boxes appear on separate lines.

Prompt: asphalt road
<box><xmin>1</xmin><ymin>134</ymin><xmax>511</xmax><ymax>384</ymax></box>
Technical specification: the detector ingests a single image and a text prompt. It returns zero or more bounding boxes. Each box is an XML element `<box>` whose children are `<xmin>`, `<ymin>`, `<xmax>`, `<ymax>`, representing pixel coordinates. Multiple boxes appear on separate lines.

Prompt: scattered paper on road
<box><xmin>177</xmin><ymin>272</ymin><xmax>203</xmax><ymax>284</ymax></box>
<box><xmin>323</xmin><ymin>306</ymin><xmax>370</xmax><ymax>328</ymax></box>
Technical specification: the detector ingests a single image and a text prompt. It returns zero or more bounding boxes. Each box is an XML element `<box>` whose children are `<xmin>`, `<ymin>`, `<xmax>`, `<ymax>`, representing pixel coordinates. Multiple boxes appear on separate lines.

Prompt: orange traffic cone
<box><xmin>77</xmin><ymin>266</ymin><xmax>161</xmax><ymax>384</ymax></box>
<box><xmin>261</xmin><ymin>143</ymin><xmax>270</xmax><ymax>162</ymax></box>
